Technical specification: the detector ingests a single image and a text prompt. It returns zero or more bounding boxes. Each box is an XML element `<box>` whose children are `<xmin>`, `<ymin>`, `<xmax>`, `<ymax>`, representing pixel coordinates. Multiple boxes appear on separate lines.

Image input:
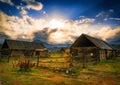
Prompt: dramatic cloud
<box><xmin>0</xmin><ymin>0</ymin><xmax>14</xmax><ymax>6</ymax></box>
<box><xmin>16</xmin><ymin>0</ymin><xmax>43</xmax><ymax>16</ymax></box>
<box><xmin>22</xmin><ymin>0</ymin><xmax>43</xmax><ymax>11</ymax></box>
<box><xmin>0</xmin><ymin>11</ymin><xmax>120</xmax><ymax>44</ymax></box>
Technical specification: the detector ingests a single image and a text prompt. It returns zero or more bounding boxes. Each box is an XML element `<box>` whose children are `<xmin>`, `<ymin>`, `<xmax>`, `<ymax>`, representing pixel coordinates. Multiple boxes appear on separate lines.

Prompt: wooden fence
<box><xmin>0</xmin><ymin>54</ymin><xmax>98</xmax><ymax>69</ymax></box>
<box><xmin>34</xmin><ymin>57</ymin><xmax>71</xmax><ymax>69</ymax></box>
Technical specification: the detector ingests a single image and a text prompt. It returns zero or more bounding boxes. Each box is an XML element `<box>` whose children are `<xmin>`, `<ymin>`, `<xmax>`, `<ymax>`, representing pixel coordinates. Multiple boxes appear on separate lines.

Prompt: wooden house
<box><xmin>1</xmin><ymin>39</ymin><xmax>48</xmax><ymax>57</ymax></box>
<box><xmin>71</xmin><ymin>34</ymin><xmax>116</xmax><ymax>62</ymax></box>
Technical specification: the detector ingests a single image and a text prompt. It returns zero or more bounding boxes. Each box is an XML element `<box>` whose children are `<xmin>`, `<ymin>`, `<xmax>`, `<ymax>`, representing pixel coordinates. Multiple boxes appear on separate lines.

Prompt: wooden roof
<box><xmin>1</xmin><ymin>39</ymin><xmax>46</xmax><ymax>50</ymax></box>
<box><xmin>71</xmin><ymin>34</ymin><xmax>113</xmax><ymax>50</ymax></box>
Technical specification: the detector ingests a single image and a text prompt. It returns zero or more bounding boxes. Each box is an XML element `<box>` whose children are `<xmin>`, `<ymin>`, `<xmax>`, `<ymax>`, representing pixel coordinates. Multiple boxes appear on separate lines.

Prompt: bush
<box><xmin>18</xmin><ymin>60</ymin><xmax>35</xmax><ymax>72</ymax></box>
<box><xmin>12</xmin><ymin>59</ymin><xmax>35</xmax><ymax>72</ymax></box>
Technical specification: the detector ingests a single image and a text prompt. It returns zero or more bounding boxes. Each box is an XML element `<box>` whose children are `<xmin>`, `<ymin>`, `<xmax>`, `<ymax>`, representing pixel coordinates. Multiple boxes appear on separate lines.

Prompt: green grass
<box><xmin>66</xmin><ymin>57</ymin><xmax>120</xmax><ymax>74</ymax></box>
<box><xmin>84</xmin><ymin>57</ymin><xmax>120</xmax><ymax>73</ymax></box>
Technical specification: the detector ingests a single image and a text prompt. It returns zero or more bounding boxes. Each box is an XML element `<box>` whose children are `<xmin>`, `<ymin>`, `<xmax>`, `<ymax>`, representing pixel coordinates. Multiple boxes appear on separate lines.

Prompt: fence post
<box><xmin>82</xmin><ymin>54</ymin><xmax>86</xmax><ymax>68</ymax></box>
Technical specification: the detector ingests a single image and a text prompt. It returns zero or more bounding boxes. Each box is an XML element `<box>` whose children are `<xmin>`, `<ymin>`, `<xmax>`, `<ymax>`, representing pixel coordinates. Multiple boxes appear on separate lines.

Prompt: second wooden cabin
<box><xmin>1</xmin><ymin>39</ymin><xmax>48</xmax><ymax>57</ymax></box>
<box><xmin>71</xmin><ymin>34</ymin><xmax>116</xmax><ymax>64</ymax></box>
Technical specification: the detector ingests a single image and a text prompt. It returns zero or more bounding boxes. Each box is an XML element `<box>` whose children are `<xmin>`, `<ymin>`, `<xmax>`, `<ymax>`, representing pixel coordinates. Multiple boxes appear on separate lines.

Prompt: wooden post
<box><xmin>36</xmin><ymin>55</ymin><xmax>40</xmax><ymax>67</ymax></box>
<box><xmin>96</xmin><ymin>49</ymin><xmax>100</xmax><ymax>63</ymax></box>
<box><xmin>105</xmin><ymin>49</ymin><xmax>107</xmax><ymax>59</ymax></box>
<box><xmin>7</xmin><ymin>56</ymin><xmax>10</xmax><ymax>62</ymax></box>
<box><xmin>69</xmin><ymin>54</ymin><xmax>73</xmax><ymax>69</ymax></box>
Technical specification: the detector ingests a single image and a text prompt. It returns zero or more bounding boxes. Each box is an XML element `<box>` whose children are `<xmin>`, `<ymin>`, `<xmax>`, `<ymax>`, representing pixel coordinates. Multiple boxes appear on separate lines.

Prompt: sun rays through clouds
<box><xmin>0</xmin><ymin>0</ymin><xmax>120</xmax><ymax>44</ymax></box>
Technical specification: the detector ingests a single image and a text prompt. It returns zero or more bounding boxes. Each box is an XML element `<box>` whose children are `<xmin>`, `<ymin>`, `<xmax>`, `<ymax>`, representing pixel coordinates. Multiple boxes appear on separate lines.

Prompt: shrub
<box><xmin>12</xmin><ymin>59</ymin><xmax>35</xmax><ymax>72</ymax></box>
<box><xmin>18</xmin><ymin>60</ymin><xmax>35</xmax><ymax>72</ymax></box>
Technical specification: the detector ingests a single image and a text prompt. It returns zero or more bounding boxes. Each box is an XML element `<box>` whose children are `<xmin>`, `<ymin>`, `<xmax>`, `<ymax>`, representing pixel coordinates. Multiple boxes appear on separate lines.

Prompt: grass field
<box><xmin>0</xmin><ymin>56</ymin><xmax>120</xmax><ymax>85</ymax></box>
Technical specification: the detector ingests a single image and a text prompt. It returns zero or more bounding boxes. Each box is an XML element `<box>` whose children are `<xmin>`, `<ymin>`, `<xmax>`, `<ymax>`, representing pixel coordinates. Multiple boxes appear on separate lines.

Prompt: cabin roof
<box><xmin>2</xmin><ymin>39</ymin><xmax>46</xmax><ymax>50</ymax></box>
<box><xmin>71</xmin><ymin>34</ymin><xmax>113</xmax><ymax>50</ymax></box>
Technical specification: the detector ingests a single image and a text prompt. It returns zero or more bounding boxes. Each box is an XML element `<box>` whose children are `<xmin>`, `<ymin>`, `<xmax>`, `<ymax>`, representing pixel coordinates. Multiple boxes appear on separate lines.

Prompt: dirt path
<box><xmin>30</xmin><ymin>68</ymin><xmax>120</xmax><ymax>85</ymax></box>
<box><xmin>0</xmin><ymin>81</ymin><xmax>3</xmax><ymax>85</ymax></box>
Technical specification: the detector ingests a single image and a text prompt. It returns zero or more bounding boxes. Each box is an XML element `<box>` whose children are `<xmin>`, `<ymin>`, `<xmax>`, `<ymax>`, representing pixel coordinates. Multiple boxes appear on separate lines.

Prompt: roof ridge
<box><xmin>5</xmin><ymin>39</ymin><xmax>32</xmax><ymax>43</ymax></box>
<box><xmin>82</xmin><ymin>34</ymin><xmax>103</xmax><ymax>42</ymax></box>
<box><xmin>5</xmin><ymin>39</ymin><xmax>43</xmax><ymax>44</ymax></box>
<box><xmin>3</xmin><ymin>39</ymin><xmax>45</xmax><ymax>50</ymax></box>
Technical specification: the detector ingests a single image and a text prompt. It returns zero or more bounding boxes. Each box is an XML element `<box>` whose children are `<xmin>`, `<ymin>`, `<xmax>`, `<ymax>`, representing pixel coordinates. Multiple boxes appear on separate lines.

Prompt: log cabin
<box><xmin>1</xmin><ymin>39</ymin><xmax>48</xmax><ymax>57</ymax></box>
<box><xmin>71</xmin><ymin>34</ymin><xmax>116</xmax><ymax>62</ymax></box>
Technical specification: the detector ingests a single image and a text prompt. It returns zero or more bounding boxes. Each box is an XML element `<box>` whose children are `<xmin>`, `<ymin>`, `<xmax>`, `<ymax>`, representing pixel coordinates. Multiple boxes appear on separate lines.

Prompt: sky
<box><xmin>0</xmin><ymin>0</ymin><xmax>120</xmax><ymax>45</ymax></box>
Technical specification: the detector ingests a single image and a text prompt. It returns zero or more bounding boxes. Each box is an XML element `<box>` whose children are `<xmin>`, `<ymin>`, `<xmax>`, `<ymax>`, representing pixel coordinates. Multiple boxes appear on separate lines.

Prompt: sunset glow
<box><xmin>49</xmin><ymin>19</ymin><xmax>65</xmax><ymax>29</ymax></box>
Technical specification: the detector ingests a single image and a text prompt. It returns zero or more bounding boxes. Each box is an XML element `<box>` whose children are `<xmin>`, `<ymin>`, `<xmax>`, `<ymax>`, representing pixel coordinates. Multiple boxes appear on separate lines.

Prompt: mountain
<box><xmin>33</xmin><ymin>39</ymin><xmax>53</xmax><ymax>48</ymax></box>
<box><xmin>109</xmin><ymin>39</ymin><xmax>120</xmax><ymax>45</ymax></box>
<box><xmin>33</xmin><ymin>39</ymin><xmax>71</xmax><ymax>52</ymax></box>
<box><xmin>110</xmin><ymin>44</ymin><xmax>120</xmax><ymax>50</ymax></box>
<box><xmin>109</xmin><ymin>39</ymin><xmax>120</xmax><ymax>50</ymax></box>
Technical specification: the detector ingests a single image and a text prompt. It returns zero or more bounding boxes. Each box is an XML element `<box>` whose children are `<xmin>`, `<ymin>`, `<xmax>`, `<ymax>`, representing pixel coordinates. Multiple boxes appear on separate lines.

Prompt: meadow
<box><xmin>0</xmin><ymin>53</ymin><xmax>120</xmax><ymax>85</ymax></box>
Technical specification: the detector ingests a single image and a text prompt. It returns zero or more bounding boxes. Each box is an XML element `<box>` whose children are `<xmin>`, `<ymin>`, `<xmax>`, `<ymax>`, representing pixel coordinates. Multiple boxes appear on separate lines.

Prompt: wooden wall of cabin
<box><xmin>70</xmin><ymin>47</ymin><xmax>99</xmax><ymax>68</ymax></box>
<box><xmin>117</xmin><ymin>50</ymin><xmax>120</xmax><ymax>57</ymax></box>
<box><xmin>1</xmin><ymin>49</ymin><xmax>48</xmax><ymax>57</ymax></box>
<box><xmin>71</xmin><ymin>47</ymin><xmax>98</xmax><ymax>56</ymax></box>
<box><xmin>106</xmin><ymin>50</ymin><xmax>112</xmax><ymax>59</ymax></box>
<box><xmin>99</xmin><ymin>50</ymin><xmax>116</xmax><ymax>60</ymax></box>
<box><xmin>71</xmin><ymin>47</ymin><xmax>99</xmax><ymax>63</ymax></box>
<box><xmin>108</xmin><ymin>50</ymin><xmax>117</xmax><ymax>59</ymax></box>
<box><xmin>71</xmin><ymin>47</ymin><xmax>78</xmax><ymax>56</ymax></box>
<box><xmin>11</xmin><ymin>50</ymin><xmax>24</xmax><ymax>57</ymax></box>
<box><xmin>35</xmin><ymin>50</ymin><xmax>48</xmax><ymax>57</ymax></box>
<box><xmin>99</xmin><ymin>50</ymin><xmax>106</xmax><ymax>61</ymax></box>
<box><xmin>24</xmin><ymin>50</ymin><xmax>34</xmax><ymax>56</ymax></box>
<box><xmin>1</xmin><ymin>49</ymin><xmax>11</xmax><ymax>55</ymax></box>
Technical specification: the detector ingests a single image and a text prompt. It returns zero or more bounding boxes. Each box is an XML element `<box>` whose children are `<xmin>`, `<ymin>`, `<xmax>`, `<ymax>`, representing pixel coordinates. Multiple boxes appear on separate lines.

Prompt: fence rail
<box><xmin>0</xmin><ymin>54</ymin><xmax>99</xmax><ymax>69</ymax></box>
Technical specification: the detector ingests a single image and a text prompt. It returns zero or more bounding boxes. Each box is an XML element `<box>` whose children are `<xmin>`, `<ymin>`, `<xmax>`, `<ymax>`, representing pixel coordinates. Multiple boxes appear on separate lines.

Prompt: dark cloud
<box><xmin>33</xmin><ymin>28</ymin><xmax>59</xmax><ymax>43</ymax></box>
<box><xmin>0</xmin><ymin>32</ymin><xmax>10</xmax><ymax>44</ymax></box>
<box><xmin>33</xmin><ymin>28</ymin><xmax>49</xmax><ymax>43</ymax></box>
